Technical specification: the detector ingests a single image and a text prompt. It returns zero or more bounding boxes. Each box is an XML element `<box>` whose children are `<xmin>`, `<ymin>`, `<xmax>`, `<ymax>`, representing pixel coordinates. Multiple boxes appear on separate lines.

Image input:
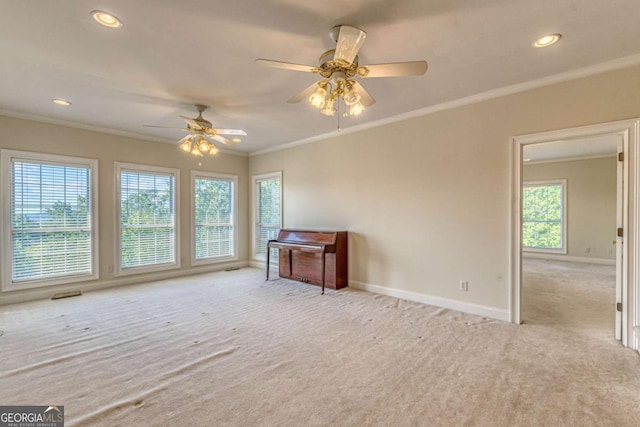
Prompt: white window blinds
<box><xmin>194</xmin><ymin>175</ymin><xmax>235</xmax><ymax>260</ymax></box>
<box><xmin>119</xmin><ymin>167</ymin><xmax>176</xmax><ymax>270</ymax></box>
<box><xmin>10</xmin><ymin>159</ymin><xmax>93</xmax><ymax>283</ymax></box>
<box><xmin>255</xmin><ymin>175</ymin><xmax>281</xmax><ymax>258</ymax></box>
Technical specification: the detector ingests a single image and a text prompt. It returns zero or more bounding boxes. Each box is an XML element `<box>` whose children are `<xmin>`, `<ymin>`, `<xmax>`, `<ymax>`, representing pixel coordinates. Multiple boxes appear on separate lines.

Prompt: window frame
<box><xmin>522</xmin><ymin>179</ymin><xmax>568</xmax><ymax>254</ymax></box>
<box><xmin>251</xmin><ymin>171</ymin><xmax>282</xmax><ymax>262</ymax></box>
<box><xmin>1</xmin><ymin>149</ymin><xmax>99</xmax><ymax>291</ymax></box>
<box><xmin>114</xmin><ymin>162</ymin><xmax>180</xmax><ymax>276</ymax></box>
<box><xmin>190</xmin><ymin>170</ymin><xmax>238</xmax><ymax>266</ymax></box>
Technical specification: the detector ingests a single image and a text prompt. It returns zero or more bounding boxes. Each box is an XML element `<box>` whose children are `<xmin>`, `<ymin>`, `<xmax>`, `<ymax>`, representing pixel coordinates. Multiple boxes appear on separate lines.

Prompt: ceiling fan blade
<box><xmin>211</xmin><ymin>134</ymin><xmax>237</xmax><ymax>146</ymax></box>
<box><xmin>352</xmin><ymin>81</ymin><xmax>376</xmax><ymax>107</ymax></box>
<box><xmin>177</xmin><ymin>134</ymin><xmax>192</xmax><ymax>145</ymax></box>
<box><xmin>144</xmin><ymin>125</ymin><xmax>187</xmax><ymax>130</ymax></box>
<box><xmin>334</xmin><ymin>26</ymin><xmax>367</xmax><ymax>64</ymax></box>
<box><xmin>213</xmin><ymin>128</ymin><xmax>247</xmax><ymax>136</ymax></box>
<box><xmin>255</xmin><ymin>59</ymin><xmax>317</xmax><ymax>73</ymax></box>
<box><xmin>287</xmin><ymin>82</ymin><xmax>321</xmax><ymax>103</ymax></box>
<box><xmin>360</xmin><ymin>61</ymin><xmax>428</xmax><ymax>78</ymax></box>
<box><xmin>180</xmin><ymin>116</ymin><xmax>201</xmax><ymax>128</ymax></box>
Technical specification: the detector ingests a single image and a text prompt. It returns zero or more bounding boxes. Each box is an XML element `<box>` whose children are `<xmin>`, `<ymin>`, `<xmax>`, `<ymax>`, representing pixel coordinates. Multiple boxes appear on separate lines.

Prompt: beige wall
<box><xmin>249</xmin><ymin>64</ymin><xmax>640</xmax><ymax>312</ymax></box>
<box><xmin>523</xmin><ymin>157</ymin><xmax>617</xmax><ymax>260</ymax></box>
<box><xmin>0</xmin><ymin>116</ymin><xmax>249</xmax><ymax>303</ymax></box>
<box><xmin>3</xmin><ymin>64</ymin><xmax>640</xmax><ymax>311</ymax></box>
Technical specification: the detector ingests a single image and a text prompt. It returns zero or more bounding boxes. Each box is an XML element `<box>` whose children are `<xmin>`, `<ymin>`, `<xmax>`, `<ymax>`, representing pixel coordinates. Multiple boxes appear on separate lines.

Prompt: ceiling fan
<box><xmin>255</xmin><ymin>25</ymin><xmax>428</xmax><ymax>117</ymax></box>
<box><xmin>145</xmin><ymin>104</ymin><xmax>246</xmax><ymax>156</ymax></box>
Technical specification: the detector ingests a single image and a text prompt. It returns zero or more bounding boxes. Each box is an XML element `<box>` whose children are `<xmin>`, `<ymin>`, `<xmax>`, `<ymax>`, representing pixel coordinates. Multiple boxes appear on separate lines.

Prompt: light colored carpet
<box><xmin>1</xmin><ymin>266</ymin><xmax>639</xmax><ymax>426</ymax></box>
<box><xmin>522</xmin><ymin>258</ymin><xmax>616</xmax><ymax>337</ymax></box>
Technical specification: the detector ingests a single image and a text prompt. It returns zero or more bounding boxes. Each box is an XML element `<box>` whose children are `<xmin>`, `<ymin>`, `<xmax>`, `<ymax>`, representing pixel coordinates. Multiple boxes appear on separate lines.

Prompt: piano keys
<box><xmin>266</xmin><ymin>230</ymin><xmax>348</xmax><ymax>294</ymax></box>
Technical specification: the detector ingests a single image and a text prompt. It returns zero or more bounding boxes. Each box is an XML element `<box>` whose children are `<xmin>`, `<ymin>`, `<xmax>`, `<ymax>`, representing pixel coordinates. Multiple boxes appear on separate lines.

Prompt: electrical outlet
<box><xmin>459</xmin><ymin>280</ymin><xmax>468</xmax><ymax>292</ymax></box>
<box><xmin>585</xmin><ymin>247</ymin><xmax>591</xmax><ymax>253</ymax></box>
<box><xmin>107</xmin><ymin>265</ymin><xmax>114</xmax><ymax>273</ymax></box>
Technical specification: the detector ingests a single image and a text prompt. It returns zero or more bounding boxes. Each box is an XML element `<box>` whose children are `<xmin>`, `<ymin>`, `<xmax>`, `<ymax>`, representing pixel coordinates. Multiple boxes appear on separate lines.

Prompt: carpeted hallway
<box><xmin>1</xmin><ymin>266</ymin><xmax>639</xmax><ymax>426</ymax></box>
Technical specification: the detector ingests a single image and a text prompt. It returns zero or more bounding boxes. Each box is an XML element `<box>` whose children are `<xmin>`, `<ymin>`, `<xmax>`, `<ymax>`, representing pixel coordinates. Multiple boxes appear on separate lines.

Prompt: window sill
<box><xmin>523</xmin><ymin>247</ymin><xmax>567</xmax><ymax>255</ymax></box>
<box><xmin>115</xmin><ymin>262</ymin><xmax>181</xmax><ymax>277</ymax></box>
<box><xmin>1</xmin><ymin>272</ymin><xmax>98</xmax><ymax>292</ymax></box>
<box><xmin>192</xmin><ymin>255</ymin><xmax>238</xmax><ymax>266</ymax></box>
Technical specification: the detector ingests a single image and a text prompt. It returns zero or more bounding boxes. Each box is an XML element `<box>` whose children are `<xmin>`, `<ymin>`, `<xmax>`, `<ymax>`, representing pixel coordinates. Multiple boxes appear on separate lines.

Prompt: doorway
<box><xmin>511</xmin><ymin>119</ymin><xmax>640</xmax><ymax>351</ymax></box>
<box><xmin>521</xmin><ymin>139</ymin><xmax>617</xmax><ymax>337</ymax></box>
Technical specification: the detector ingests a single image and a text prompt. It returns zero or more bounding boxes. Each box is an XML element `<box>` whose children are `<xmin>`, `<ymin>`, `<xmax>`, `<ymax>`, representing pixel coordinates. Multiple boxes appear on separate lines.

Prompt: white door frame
<box><xmin>510</xmin><ymin>118</ymin><xmax>640</xmax><ymax>351</ymax></box>
<box><xmin>615</xmin><ymin>135</ymin><xmax>625</xmax><ymax>340</ymax></box>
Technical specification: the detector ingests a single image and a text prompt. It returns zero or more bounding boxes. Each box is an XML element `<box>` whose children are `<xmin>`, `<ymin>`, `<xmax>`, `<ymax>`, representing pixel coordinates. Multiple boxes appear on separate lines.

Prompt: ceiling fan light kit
<box><xmin>179</xmin><ymin>134</ymin><xmax>219</xmax><ymax>157</ymax></box>
<box><xmin>145</xmin><ymin>104</ymin><xmax>246</xmax><ymax>158</ymax></box>
<box><xmin>151</xmin><ymin>25</ymin><xmax>427</xmax><ymax>156</ymax></box>
<box><xmin>255</xmin><ymin>25</ymin><xmax>428</xmax><ymax>119</ymax></box>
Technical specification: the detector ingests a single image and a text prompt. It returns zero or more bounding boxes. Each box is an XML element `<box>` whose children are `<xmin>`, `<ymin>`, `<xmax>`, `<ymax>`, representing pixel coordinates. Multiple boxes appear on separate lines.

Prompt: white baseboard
<box><xmin>0</xmin><ymin>261</ymin><xmax>250</xmax><ymax>306</ymax></box>
<box><xmin>250</xmin><ymin>260</ymin><xmax>280</xmax><ymax>270</ymax></box>
<box><xmin>523</xmin><ymin>252</ymin><xmax>615</xmax><ymax>265</ymax></box>
<box><xmin>349</xmin><ymin>280</ymin><xmax>510</xmax><ymax>322</ymax></box>
<box><xmin>250</xmin><ymin>260</ymin><xmax>265</xmax><ymax>269</ymax></box>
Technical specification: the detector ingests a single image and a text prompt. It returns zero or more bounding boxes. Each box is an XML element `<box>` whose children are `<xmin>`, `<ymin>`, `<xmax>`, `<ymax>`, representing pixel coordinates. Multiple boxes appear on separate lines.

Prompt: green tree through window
<box><xmin>254</xmin><ymin>174</ymin><xmax>281</xmax><ymax>259</ymax></box>
<box><xmin>8</xmin><ymin>157</ymin><xmax>94</xmax><ymax>284</ymax></box>
<box><xmin>118</xmin><ymin>166</ymin><xmax>177</xmax><ymax>271</ymax></box>
<box><xmin>522</xmin><ymin>182</ymin><xmax>565</xmax><ymax>250</ymax></box>
<box><xmin>194</xmin><ymin>174</ymin><xmax>235</xmax><ymax>261</ymax></box>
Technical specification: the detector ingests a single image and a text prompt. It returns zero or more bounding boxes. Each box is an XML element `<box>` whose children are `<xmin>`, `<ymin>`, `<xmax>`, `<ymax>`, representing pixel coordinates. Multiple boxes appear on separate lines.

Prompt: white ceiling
<box><xmin>2</xmin><ymin>1</ymin><xmax>640</xmax><ymax>155</ymax></box>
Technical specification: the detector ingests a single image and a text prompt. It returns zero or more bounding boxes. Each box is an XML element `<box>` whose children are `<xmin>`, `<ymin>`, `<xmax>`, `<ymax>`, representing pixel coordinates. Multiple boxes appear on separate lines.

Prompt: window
<box><xmin>522</xmin><ymin>180</ymin><xmax>567</xmax><ymax>253</ymax></box>
<box><xmin>252</xmin><ymin>172</ymin><xmax>282</xmax><ymax>261</ymax></box>
<box><xmin>1</xmin><ymin>150</ymin><xmax>98</xmax><ymax>291</ymax></box>
<box><xmin>116</xmin><ymin>163</ymin><xmax>179</xmax><ymax>275</ymax></box>
<box><xmin>192</xmin><ymin>171</ymin><xmax>237</xmax><ymax>264</ymax></box>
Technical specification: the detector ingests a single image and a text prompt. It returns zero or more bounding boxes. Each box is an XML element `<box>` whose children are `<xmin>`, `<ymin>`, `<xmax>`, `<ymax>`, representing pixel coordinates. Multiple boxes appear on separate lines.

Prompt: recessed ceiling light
<box><xmin>523</xmin><ymin>158</ymin><xmax>532</xmax><ymax>162</ymax></box>
<box><xmin>90</xmin><ymin>10</ymin><xmax>122</xmax><ymax>28</ymax></box>
<box><xmin>532</xmin><ymin>34</ymin><xmax>561</xmax><ymax>48</ymax></box>
<box><xmin>52</xmin><ymin>99</ymin><xmax>72</xmax><ymax>106</ymax></box>
<box><xmin>232</xmin><ymin>138</ymin><xmax>242</xmax><ymax>143</ymax></box>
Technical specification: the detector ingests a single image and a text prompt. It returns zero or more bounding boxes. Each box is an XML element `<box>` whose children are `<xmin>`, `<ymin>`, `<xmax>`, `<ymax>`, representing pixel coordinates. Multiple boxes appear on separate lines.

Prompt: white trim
<box><xmin>250</xmin><ymin>171</ymin><xmax>283</xmax><ymax>262</ymax></box>
<box><xmin>250</xmin><ymin>260</ymin><xmax>266</xmax><ymax>269</ymax></box>
<box><xmin>0</xmin><ymin>110</ymin><xmax>248</xmax><ymax>157</ymax></box>
<box><xmin>114</xmin><ymin>162</ymin><xmax>181</xmax><ymax>277</ymax></box>
<box><xmin>250</xmin><ymin>52</ymin><xmax>640</xmax><ymax>157</ymax></box>
<box><xmin>632</xmin><ymin>120</ymin><xmax>640</xmax><ymax>353</ymax></box>
<box><xmin>349</xmin><ymin>280</ymin><xmax>509</xmax><ymax>322</ymax></box>
<box><xmin>2</xmin><ymin>53</ymin><xmax>640</xmax><ymax>160</ymax></box>
<box><xmin>523</xmin><ymin>253</ymin><xmax>615</xmax><ymax>266</ymax></box>
<box><xmin>0</xmin><ymin>261</ymin><xmax>250</xmax><ymax>306</ymax></box>
<box><xmin>190</xmin><ymin>171</ymin><xmax>239</xmax><ymax>266</ymax></box>
<box><xmin>3</xmin><ymin>53</ymin><xmax>640</xmax><ymax>160</ymax></box>
<box><xmin>1</xmin><ymin>150</ymin><xmax>99</xmax><ymax>292</ymax></box>
<box><xmin>511</xmin><ymin>118</ymin><xmax>639</xmax><ymax>353</ymax></box>
<box><xmin>525</xmin><ymin>153</ymin><xmax>616</xmax><ymax>165</ymax></box>
<box><xmin>522</xmin><ymin>179</ymin><xmax>567</xmax><ymax>254</ymax></box>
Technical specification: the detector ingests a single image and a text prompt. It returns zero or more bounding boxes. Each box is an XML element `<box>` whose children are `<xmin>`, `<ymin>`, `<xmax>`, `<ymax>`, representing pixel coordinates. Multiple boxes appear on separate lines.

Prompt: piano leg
<box><xmin>266</xmin><ymin>244</ymin><xmax>270</xmax><ymax>281</ymax></box>
<box><xmin>321</xmin><ymin>251</ymin><xmax>326</xmax><ymax>295</ymax></box>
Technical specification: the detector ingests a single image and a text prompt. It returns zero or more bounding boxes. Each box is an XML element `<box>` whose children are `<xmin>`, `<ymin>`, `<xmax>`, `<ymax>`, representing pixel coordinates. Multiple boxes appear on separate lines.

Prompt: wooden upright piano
<box><xmin>266</xmin><ymin>229</ymin><xmax>348</xmax><ymax>294</ymax></box>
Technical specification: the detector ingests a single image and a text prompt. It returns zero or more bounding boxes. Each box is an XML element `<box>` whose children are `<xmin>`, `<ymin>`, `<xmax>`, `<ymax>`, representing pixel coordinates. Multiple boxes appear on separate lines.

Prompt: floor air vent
<box><xmin>52</xmin><ymin>290</ymin><xmax>82</xmax><ymax>300</ymax></box>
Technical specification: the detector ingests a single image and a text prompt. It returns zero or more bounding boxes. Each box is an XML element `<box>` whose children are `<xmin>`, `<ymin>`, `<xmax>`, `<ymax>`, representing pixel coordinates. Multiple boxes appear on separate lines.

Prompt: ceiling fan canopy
<box><xmin>145</xmin><ymin>104</ymin><xmax>246</xmax><ymax>157</ymax></box>
<box><xmin>255</xmin><ymin>25</ymin><xmax>428</xmax><ymax>117</ymax></box>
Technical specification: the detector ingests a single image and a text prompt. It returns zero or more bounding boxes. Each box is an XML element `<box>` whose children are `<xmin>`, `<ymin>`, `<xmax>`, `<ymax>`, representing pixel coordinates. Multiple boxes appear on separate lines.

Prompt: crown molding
<box><xmin>0</xmin><ymin>109</ymin><xmax>249</xmax><ymax>157</ymax></box>
<box><xmin>250</xmin><ymin>52</ymin><xmax>640</xmax><ymax>157</ymax></box>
